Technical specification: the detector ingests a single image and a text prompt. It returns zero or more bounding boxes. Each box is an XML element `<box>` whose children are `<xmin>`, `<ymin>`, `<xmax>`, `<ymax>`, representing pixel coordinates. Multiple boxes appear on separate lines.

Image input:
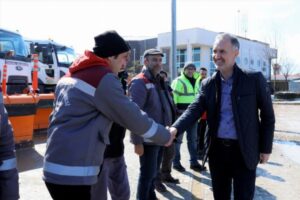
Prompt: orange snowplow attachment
<box><xmin>4</xmin><ymin>94</ymin><xmax>37</xmax><ymax>147</ymax></box>
<box><xmin>34</xmin><ymin>93</ymin><xmax>54</xmax><ymax>130</ymax></box>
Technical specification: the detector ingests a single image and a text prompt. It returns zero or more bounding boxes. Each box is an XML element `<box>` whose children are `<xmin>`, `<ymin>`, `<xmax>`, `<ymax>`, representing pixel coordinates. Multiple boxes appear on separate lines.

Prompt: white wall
<box><xmin>158</xmin><ymin>28</ymin><xmax>275</xmax><ymax>80</ymax></box>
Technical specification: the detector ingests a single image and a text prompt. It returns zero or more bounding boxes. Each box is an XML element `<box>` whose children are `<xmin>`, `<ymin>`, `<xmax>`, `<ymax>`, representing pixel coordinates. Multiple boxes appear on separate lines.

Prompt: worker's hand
<box><xmin>169</xmin><ymin>126</ymin><xmax>178</xmax><ymax>135</ymax></box>
<box><xmin>134</xmin><ymin>144</ymin><xmax>144</xmax><ymax>156</ymax></box>
<box><xmin>259</xmin><ymin>153</ymin><xmax>271</xmax><ymax>164</ymax></box>
<box><xmin>164</xmin><ymin>127</ymin><xmax>177</xmax><ymax>147</ymax></box>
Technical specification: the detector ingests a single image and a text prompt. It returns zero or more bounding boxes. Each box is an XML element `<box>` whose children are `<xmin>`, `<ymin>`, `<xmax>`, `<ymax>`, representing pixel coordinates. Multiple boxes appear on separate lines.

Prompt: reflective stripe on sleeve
<box><xmin>0</xmin><ymin>158</ymin><xmax>17</xmax><ymax>171</ymax></box>
<box><xmin>142</xmin><ymin>121</ymin><xmax>158</xmax><ymax>139</ymax></box>
<box><xmin>59</xmin><ymin>77</ymin><xmax>96</xmax><ymax>97</ymax></box>
<box><xmin>145</xmin><ymin>83</ymin><xmax>155</xmax><ymax>89</ymax></box>
<box><xmin>44</xmin><ymin>161</ymin><xmax>100</xmax><ymax>177</ymax></box>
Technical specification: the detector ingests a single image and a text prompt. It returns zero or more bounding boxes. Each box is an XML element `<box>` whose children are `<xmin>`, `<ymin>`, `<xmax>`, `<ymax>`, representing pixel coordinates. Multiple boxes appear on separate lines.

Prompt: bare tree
<box><xmin>279</xmin><ymin>57</ymin><xmax>294</xmax><ymax>84</ymax></box>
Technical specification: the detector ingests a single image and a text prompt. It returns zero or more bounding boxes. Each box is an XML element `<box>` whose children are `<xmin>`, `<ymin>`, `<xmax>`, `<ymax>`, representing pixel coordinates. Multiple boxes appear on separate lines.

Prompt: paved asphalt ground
<box><xmin>16</xmin><ymin>103</ymin><xmax>300</xmax><ymax>200</ymax></box>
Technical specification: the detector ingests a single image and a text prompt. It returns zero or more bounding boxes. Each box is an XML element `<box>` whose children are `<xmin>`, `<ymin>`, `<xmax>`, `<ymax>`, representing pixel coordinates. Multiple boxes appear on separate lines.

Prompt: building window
<box><xmin>192</xmin><ymin>47</ymin><xmax>201</xmax><ymax>68</ymax></box>
<box><xmin>176</xmin><ymin>49</ymin><xmax>187</xmax><ymax>68</ymax></box>
<box><xmin>257</xmin><ymin>60</ymin><xmax>261</xmax><ymax>67</ymax></box>
<box><xmin>263</xmin><ymin>61</ymin><xmax>266</xmax><ymax>67</ymax></box>
<box><xmin>250</xmin><ymin>59</ymin><xmax>254</xmax><ymax>65</ymax></box>
<box><xmin>244</xmin><ymin>58</ymin><xmax>248</xmax><ymax>65</ymax></box>
<box><xmin>209</xmin><ymin>48</ymin><xmax>216</xmax><ymax>76</ymax></box>
<box><xmin>162</xmin><ymin>53</ymin><xmax>167</xmax><ymax>64</ymax></box>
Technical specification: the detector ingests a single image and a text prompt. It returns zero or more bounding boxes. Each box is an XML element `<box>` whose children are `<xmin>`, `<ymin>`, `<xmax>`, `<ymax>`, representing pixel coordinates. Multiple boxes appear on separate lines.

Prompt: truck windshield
<box><xmin>56</xmin><ymin>46</ymin><xmax>76</xmax><ymax>68</ymax></box>
<box><xmin>0</xmin><ymin>30</ymin><xmax>29</xmax><ymax>61</ymax></box>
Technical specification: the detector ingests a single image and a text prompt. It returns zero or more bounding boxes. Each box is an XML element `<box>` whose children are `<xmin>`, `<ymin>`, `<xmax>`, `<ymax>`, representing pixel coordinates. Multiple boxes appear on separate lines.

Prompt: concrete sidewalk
<box><xmin>17</xmin><ymin>103</ymin><xmax>300</xmax><ymax>199</ymax></box>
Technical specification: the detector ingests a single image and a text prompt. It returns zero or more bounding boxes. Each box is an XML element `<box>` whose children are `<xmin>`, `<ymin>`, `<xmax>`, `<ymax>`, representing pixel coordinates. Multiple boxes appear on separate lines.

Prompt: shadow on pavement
<box><xmin>255</xmin><ymin>186</ymin><xmax>277</xmax><ymax>200</ymax></box>
<box><xmin>160</xmin><ymin>183</ymin><xmax>203</xmax><ymax>200</ymax></box>
<box><xmin>15</xmin><ymin>130</ymin><xmax>47</xmax><ymax>173</ymax></box>
<box><xmin>267</xmin><ymin>161</ymin><xmax>283</xmax><ymax>167</ymax></box>
<box><xmin>256</xmin><ymin>167</ymin><xmax>285</xmax><ymax>182</ymax></box>
<box><xmin>175</xmin><ymin>170</ymin><xmax>212</xmax><ymax>187</ymax></box>
<box><xmin>16</xmin><ymin>147</ymin><xmax>44</xmax><ymax>172</ymax></box>
<box><xmin>194</xmin><ymin>170</ymin><xmax>212</xmax><ymax>187</ymax></box>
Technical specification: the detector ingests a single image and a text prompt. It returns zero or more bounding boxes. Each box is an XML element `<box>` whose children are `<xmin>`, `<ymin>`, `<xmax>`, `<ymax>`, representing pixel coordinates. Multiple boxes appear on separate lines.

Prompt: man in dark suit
<box><xmin>169</xmin><ymin>33</ymin><xmax>275</xmax><ymax>200</ymax></box>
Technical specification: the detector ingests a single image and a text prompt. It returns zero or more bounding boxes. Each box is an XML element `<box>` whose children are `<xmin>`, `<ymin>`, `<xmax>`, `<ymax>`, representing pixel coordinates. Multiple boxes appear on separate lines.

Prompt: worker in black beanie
<box><xmin>43</xmin><ymin>30</ymin><xmax>175</xmax><ymax>200</ymax></box>
<box><xmin>93</xmin><ymin>30</ymin><xmax>131</xmax><ymax>58</ymax></box>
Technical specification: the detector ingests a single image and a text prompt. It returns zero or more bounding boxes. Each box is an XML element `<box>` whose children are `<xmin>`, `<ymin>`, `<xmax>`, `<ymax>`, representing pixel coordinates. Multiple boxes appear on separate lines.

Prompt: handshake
<box><xmin>134</xmin><ymin>126</ymin><xmax>178</xmax><ymax>156</ymax></box>
<box><xmin>164</xmin><ymin>126</ymin><xmax>178</xmax><ymax>147</ymax></box>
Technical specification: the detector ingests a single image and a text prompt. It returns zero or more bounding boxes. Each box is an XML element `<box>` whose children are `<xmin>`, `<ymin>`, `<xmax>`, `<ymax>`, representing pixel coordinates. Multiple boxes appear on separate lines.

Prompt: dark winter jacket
<box><xmin>129</xmin><ymin>68</ymin><xmax>176</xmax><ymax>145</ymax></box>
<box><xmin>43</xmin><ymin>51</ymin><xmax>171</xmax><ymax>185</ymax></box>
<box><xmin>173</xmin><ymin>64</ymin><xmax>275</xmax><ymax>170</ymax></box>
<box><xmin>0</xmin><ymin>87</ymin><xmax>19</xmax><ymax>200</ymax></box>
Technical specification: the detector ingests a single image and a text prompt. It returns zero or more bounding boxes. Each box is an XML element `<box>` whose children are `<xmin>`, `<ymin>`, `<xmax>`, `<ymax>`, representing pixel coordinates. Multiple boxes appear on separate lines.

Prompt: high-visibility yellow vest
<box><xmin>171</xmin><ymin>74</ymin><xmax>201</xmax><ymax>112</ymax></box>
<box><xmin>195</xmin><ymin>75</ymin><xmax>202</xmax><ymax>94</ymax></box>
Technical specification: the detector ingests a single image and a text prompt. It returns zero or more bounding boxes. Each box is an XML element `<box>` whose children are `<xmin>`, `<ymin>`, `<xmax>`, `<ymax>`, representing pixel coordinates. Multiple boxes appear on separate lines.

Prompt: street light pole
<box><xmin>133</xmin><ymin>48</ymin><xmax>136</xmax><ymax>65</ymax></box>
<box><xmin>171</xmin><ymin>0</ymin><xmax>177</xmax><ymax>81</ymax></box>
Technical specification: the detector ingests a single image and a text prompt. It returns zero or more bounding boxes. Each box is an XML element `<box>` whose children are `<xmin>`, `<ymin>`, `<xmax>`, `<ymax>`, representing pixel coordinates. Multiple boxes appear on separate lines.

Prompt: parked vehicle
<box><xmin>0</xmin><ymin>28</ymin><xmax>32</xmax><ymax>94</ymax></box>
<box><xmin>25</xmin><ymin>39</ymin><xmax>76</xmax><ymax>92</ymax></box>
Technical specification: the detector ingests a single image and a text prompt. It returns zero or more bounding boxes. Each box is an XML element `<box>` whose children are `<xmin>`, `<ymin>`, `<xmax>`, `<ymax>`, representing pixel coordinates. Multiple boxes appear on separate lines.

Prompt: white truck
<box><xmin>0</xmin><ymin>28</ymin><xmax>32</xmax><ymax>94</ymax></box>
<box><xmin>25</xmin><ymin>39</ymin><xmax>76</xmax><ymax>93</ymax></box>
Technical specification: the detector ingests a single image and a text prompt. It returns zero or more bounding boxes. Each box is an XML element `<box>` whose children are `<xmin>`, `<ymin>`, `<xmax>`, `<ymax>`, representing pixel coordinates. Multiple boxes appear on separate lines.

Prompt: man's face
<box><xmin>184</xmin><ymin>67</ymin><xmax>195</xmax><ymax>78</ymax></box>
<box><xmin>144</xmin><ymin>55</ymin><xmax>163</xmax><ymax>76</ymax></box>
<box><xmin>108</xmin><ymin>51</ymin><xmax>130</xmax><ymax>74</ymax></box>
<box><xmin>212</xmin><ymin>37</ymin><xmax>238</xmax><ymax>73</ymax></box>
<box><xmin>200</xmin><ymin>70</ymin><xmax>207</xmax><ymax>79</ymax></box>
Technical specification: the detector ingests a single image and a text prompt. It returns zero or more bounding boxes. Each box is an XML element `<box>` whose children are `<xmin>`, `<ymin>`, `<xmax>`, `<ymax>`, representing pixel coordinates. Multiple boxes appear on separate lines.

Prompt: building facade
<box><xmin>127</xmin><ymin>38</ymin><xmax>157</xmax><ymax>67</ymax></box>
<box><xmin>157</xmin><ymin>28</ymin><xmax>277</xmax><ymax>80</ymax></box>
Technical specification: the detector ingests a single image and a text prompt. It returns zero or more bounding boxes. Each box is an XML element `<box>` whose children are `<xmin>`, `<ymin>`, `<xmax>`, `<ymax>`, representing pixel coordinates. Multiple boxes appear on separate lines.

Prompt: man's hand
<box><xmin>260</xmin><ymin>153</ymin><xmax>271</xmax><ymax>164</ymax></box>
<box><xmin>134</xmin><ymin>144</ymin><xmax>144</xmax><ymax>156</ymax></box>
<box><xmin>169</xmin><ymin>127</ymin><xmax>178</xmax><ymax>135</ymax></box>
<box><xmin>164</xmin><ymin>127</ymin><xmax>177</xmax><ymax>147</ymax></box>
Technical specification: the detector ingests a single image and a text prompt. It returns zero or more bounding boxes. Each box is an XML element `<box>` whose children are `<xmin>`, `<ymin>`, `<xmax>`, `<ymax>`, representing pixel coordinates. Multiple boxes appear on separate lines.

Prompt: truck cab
<box><xmin>0</xmin><ymin>28</ymin><xmax>32</xmax><ymax>94</ymax></box>
<box><xmin>25</xmin><ymin>39</ymin><xmax>76</xmax><ymax>93</ymax></box>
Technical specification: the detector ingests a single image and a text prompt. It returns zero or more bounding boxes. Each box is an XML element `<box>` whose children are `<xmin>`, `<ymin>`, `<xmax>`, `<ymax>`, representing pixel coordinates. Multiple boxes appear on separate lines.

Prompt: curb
<box><xmin>272</xmin><ymin>101</ymin><xmax>300</xmax><ymax>105</ymax></box>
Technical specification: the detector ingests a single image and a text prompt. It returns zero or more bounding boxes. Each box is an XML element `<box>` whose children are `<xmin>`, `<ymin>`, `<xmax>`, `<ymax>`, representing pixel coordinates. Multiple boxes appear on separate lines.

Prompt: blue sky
<box><xmin>0</xmin><ymin>0</ymin><xmax>299</xmax><ymax>72</ymax></box>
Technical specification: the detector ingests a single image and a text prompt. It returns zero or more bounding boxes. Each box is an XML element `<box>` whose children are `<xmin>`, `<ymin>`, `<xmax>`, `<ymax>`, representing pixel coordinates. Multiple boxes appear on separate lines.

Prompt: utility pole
<box><xmin>133</xmin><ymin>48</ymin><xmax>136</xmax><ymax>66</ymax></box>
<box><xmin>274</xmin><ymin>32</ymin><xmax>278</xmax><ymax>92</ymax></box>
<box><xmin>171</xmin><ymin>0</ymin><xmax>177</xmax><ymax>81</ymax></box>
<box><xmin>237</xmin><ymin>10</ymin><xmax>240</xmax><ymax>36</ymax></box>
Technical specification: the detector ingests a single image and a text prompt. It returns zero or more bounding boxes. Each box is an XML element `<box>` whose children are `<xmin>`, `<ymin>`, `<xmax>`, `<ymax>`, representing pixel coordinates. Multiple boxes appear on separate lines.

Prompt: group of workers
<box><xmin>0</xmin><ymin>30</ymin><xmax>274</xmax><ymax>200</ymax></box>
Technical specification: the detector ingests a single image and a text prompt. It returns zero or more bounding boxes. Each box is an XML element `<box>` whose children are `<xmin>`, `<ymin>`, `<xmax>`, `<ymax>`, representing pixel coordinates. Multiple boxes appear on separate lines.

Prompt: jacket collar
<box><xmin>141</xmin><ymin>67</ymin><xmax>160</xmax><ymax>82</ymax></box>
<box><xmin>213</xmin><ymin>63</ymin><xmax>241</xmax><ymax>82</ymax></box>
<box><xmin>69</xmin><ymin>50</ymin><xmax>110</xmax><ymax>74</ymax></box>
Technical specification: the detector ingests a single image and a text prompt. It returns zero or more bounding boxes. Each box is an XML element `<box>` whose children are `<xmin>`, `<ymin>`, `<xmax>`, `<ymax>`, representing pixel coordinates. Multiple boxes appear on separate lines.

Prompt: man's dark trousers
<box><xmin>208</xmin><ymin>139</ymin><xmax>256</xmax><ymax>200</ymax></box>
<box><xmin>137</xmin><ymin>145</ymin><xmax>162</xmax><ymax>200</ymax></box>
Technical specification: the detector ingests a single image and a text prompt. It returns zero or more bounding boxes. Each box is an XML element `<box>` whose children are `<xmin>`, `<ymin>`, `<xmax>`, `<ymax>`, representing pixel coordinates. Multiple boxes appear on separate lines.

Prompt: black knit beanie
<box><xmin>93</xmin><ymin>30</ymin><xmax>131</xmax><ymax>58</ymax></box>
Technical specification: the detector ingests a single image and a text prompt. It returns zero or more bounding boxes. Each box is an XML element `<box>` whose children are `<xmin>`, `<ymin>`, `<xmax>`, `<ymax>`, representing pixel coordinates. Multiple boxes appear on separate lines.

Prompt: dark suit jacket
<box><xmin>173</xmin><ymin>64</ymin><xmax>275</xmax><ymax>170</ymax></box>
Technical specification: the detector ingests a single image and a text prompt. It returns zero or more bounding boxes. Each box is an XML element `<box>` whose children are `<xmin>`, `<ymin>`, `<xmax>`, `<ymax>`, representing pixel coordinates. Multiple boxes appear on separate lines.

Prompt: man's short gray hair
<box><xmin>215</xmin><ymin>33</ymin><xmax>240</xmax><ymax>50</ymax></box>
